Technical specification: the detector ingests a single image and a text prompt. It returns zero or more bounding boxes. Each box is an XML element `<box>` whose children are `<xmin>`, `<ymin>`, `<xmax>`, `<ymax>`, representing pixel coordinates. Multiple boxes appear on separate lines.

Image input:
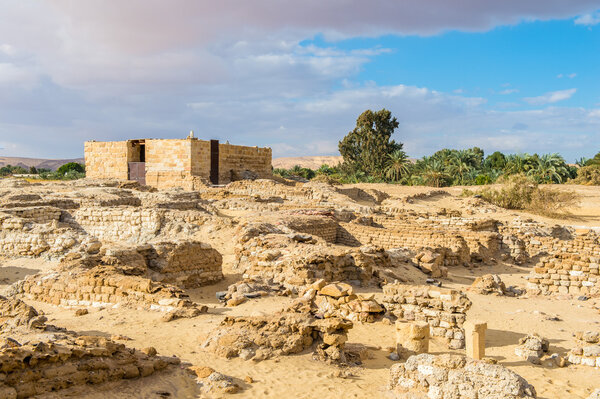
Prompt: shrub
<box><xmin>570</xmin><ymin>165</ymin><xmax>600</xmax><ymax>185</ymax></box>
<box><xmin>473</xmin><ymin>174</ymin><xmax>579</xmax><ymax>218</ymax></box>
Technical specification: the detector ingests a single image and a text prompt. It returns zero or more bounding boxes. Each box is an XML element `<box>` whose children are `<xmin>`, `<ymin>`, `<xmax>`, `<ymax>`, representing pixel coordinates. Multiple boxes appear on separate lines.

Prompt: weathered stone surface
<box><xmin>389</xmin><ymin>353</ymin><xmax>537</xmax><ymax>398</ymax></box>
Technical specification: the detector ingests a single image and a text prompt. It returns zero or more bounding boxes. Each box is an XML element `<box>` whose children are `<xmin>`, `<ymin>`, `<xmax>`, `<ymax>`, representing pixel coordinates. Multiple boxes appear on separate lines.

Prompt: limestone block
<box><xmin>464</xmin><ymin>320</ymin><xmax>487</xmax><ymax>360</ymax></box>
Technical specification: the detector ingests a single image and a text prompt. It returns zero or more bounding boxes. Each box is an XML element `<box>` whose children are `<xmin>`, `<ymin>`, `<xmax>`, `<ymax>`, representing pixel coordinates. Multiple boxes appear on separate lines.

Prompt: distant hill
<box><xmin>0</xmin><ymin>157</ymin><xmax>84</xmax><ymax>171</ymax></box>
<box><xmin>272</xmin><ymin>156</ymin><xmax>343</xmax><ymax>170</ymax></box>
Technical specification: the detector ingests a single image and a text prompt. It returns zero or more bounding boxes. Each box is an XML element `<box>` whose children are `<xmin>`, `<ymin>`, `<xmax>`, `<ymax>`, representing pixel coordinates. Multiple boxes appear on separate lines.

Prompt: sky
<box><xmin>0</xmin><ymin>1</ymin><xmax>599</xmax><ymax>162</ymax></box>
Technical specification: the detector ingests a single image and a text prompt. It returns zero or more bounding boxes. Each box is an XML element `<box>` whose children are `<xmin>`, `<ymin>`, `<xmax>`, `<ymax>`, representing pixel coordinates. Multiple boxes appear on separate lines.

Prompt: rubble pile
<box><xmin>514</xmin><ymin>334</ymin><xmax>550</xmax><ymax>364</ymax></box>
<box><xmin>203</xmin><ymin>312</ymin><xmax>353</xmax><ymax>363</ymax></box>
<box><xmin>389</xmin><ymin>353</ymin><xmax>537</xmax><ymax>398</ymax></box>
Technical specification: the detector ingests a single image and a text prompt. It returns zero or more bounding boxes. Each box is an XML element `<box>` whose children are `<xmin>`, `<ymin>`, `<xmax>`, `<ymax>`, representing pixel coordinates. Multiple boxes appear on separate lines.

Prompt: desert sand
<box><xmin>0</xmin><ymin>179</ymin><xmax>598</xmax><ymax>398</ymax></box>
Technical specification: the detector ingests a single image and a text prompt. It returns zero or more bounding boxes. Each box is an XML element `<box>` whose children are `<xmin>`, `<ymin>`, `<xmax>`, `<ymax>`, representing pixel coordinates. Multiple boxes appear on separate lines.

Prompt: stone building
<box><xmin>84</xmin><ymin>137</ymin><xmax>272</xmax><ymax>189</ymax></box>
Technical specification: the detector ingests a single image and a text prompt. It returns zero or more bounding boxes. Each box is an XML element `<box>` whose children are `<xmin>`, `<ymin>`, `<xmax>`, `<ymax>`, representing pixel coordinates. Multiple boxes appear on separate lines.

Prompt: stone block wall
<box><xmin>280</xmin><ymin>215</ymin><xmax>339</xmax><ymax>243</ymax></box>
<box><xmin>218</xmin><ymin>143</ymin><xmax>272</xmax><ymax>184</ymax></box>
<box><xmin>84</xmin><ymin>140</ymin><xmax>129</xmax><ymax>180</ymax></box>
<box><xmin>145</xmin><ymin>139</ymin><xmax>194</xmax><ymax>189</ymax></box>
<box><xmin>13</xmin><ymin>267</ymin><xmax>199</xmax><ymax>312</ymax></box>
<box><xmin>567</xmin><ymin>331</ymin><xmax>600</xmax><ymax>367</ymax></box>
<box><xmin>191</xmin><ymin>139</ymin><xmax>211</xmax><ymax>180</ymax></box>
<box><xmin>142</xmin><ymin>241</ymin><xmax>223</xmax><ymax>288</ymax></box>
<box><xmin>525</xmin><ymin>231</ymin><xmax>600</xmax><ymax>295</ymax></box>
<box><xmin>382</xmin><ymin>284</ymin><xmax>472</xmax><ymax>349</ymax></box>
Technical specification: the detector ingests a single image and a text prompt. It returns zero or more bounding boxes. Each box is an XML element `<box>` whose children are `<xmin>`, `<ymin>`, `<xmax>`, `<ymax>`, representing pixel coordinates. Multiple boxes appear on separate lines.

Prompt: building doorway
<box><xmin>210</xmin><ymin>139</ymin><xmax>219</xmax><ymax>185</ymax></box>
<box><xmin>128</xmin><ymin>140</ymin><xmax>146</xmax><ymax>185</ymax></box>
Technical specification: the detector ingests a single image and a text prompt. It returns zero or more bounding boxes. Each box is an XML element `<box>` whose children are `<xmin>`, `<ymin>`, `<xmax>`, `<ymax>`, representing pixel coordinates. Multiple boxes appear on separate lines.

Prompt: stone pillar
<box><xmin>464</xmin><ymin>320</ymin><xmax>487</xmax><ymax>360</ymax></box>
<box><xmin>396</xmin><ymin>321</ymin><xmax>429</xmax><ymax>355</ymax></box>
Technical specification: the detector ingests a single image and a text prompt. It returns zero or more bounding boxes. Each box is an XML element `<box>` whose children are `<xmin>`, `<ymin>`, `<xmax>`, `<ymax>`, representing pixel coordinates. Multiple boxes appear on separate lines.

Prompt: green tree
<box><xmin>384</xmin><ymin>149</ymin><xmax>410</xmax><ymax>181</ymax></box>
<box><xmin>338</xmin><ymin>109</ymin><xmax>402</xmax><ymax>178</ymax></box>
<box><xmin>29</xmin><ymin>166</ymin><xmax>38</xmax><ymax>174</ymax></box>
<box><xmin>57</xmin><ymin>162</ymin><xmax>85</xmax><ymax>175</ymax></box>
<box><xmin>486</xmin><ymin>151</ymin><xmax>507</xmax><ymax>169</ymax></box>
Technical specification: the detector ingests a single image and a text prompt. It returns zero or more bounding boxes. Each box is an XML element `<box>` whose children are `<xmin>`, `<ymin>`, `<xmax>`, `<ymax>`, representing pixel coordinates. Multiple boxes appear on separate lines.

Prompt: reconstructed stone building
<box><xmin>84</xmin><ymin>137</ymin><xmax>272</xmax><ymax>189</ymax></box>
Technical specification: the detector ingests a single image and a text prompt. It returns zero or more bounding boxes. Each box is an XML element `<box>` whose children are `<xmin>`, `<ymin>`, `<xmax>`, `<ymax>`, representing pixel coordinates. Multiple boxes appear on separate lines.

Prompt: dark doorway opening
<box><xmin>128</xmin><ymin>139</ymin><xmax>146</xmax><ymax>185</ymax></box>
<box><xmin>210</xmin><ymin>139</ymin><xmax>219</xmax><ymax>185</ymax></box>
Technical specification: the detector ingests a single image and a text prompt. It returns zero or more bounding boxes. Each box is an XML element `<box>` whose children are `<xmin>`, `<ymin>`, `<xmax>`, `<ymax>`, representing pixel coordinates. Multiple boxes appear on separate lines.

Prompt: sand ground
<box><xmin>2</xmin><ymin>183</ymin><xmax>599</xmax><ymax>398</ymax></box>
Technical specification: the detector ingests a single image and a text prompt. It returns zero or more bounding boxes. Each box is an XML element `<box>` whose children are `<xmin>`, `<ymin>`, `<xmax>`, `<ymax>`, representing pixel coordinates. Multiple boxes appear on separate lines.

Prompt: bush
<box><xmin>570</xmin><ymin>165</ymin><xmax>600</xmax><ymax>185</ymax></box>
<box><xmin>473</xmin><ymin>174</ymin><xmax>579</xmax><ymax>218</ymax></box>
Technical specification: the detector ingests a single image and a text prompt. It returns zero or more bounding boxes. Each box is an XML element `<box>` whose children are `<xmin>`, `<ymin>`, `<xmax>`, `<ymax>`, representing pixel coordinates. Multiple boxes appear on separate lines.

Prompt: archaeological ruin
<box><xmin>0</xmin><ymin>172</ymin><xmax>598</xmax><ymax>398</ymax></box>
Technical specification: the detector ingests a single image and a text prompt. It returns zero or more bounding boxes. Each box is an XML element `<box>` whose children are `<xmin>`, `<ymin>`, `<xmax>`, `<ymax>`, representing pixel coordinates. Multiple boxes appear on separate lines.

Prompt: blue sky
<box><xmin>0</xmin><ymin>1</ymin><xmax>599</xmax><ymax>162</ymax></box>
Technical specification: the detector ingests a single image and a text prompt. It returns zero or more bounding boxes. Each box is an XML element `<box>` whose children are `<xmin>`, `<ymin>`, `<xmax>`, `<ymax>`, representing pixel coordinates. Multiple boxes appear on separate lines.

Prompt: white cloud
<box><xmin>574</xmin><ymin>11</ymin><xmax>600</xmax><ymax>25</ymax></box>
<box><xmin>557</xmin><ymin>73</ymin><xmax>577</xmax><ymax>78</ymax></box>
<box><xmin>499</xmin><ymin>88</ymin><xmax>519</xmax><ymax>95</ymax></box>
<box><xmin>523</xmin><ymin>88</ymin><xmax>577</xmax><ymax>105</ymax></box>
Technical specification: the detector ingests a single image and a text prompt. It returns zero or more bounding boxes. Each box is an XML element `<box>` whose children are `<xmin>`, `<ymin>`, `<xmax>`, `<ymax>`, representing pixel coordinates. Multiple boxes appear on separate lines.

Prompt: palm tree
<box><xmin>384</xmin><ymin>150</ymin><xmax>410</xmax><ymax>181</ymax></box>
<box><xmin>528</xmin><ymin>153</ymin><xmax>568</xmax><ymax>183</ymax></box>
<box><xmin>422</xmin><ymin>159</ymin><xmax>451</xmax><ymax>187</ymax></box>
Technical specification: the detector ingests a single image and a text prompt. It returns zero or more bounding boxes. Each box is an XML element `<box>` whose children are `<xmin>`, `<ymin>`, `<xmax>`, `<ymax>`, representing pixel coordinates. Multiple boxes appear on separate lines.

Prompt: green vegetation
<box><xmin>463</xmin><ymin>174</ymin><xmax>580</xmax><ymax>218</ymax></box>
<box><xmin>0</xmin><ymin>162</ymin><xmax>85</xmax><ymax>180</ymax></box>
<box><xmin>273</xmin><ymin>109</ymin><xmax>596</xmax><ymax>187</ymax></box>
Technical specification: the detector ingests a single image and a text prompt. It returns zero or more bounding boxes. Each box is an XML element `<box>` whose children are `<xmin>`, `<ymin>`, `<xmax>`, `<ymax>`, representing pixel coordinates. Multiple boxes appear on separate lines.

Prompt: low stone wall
<box><xmin>203</xmin><ymin>312</ymin><xmax>352</xmax><ymax>363</ymax></box>
<box><xmin>279</xmin><ymin>214</ymin><xmax>338</xmax><ymax>243</ymax></box>
<box><xmin>142</xmin><ymin>241</ymin><xmax>223</xmax><ymax>288</ymax></box>
<box><xmin>0</xmin><ymin>335</ymin><xmax>178</xmax><ymax>398</ymax></box>
<box><xmin>12</xmin><ymin>266</ymin><xmax>200</xmax><ymax>313</ymax></box>
<box><xmin>525</xmin><ymin>231</ymin><xmax>600</xmax><ymax>295</ymax></box>
<box><xmin>568</xmin><ymin>331</ymin><xmax>600</xmax><ymax>367</ymax></box>
<box><xmin>382</xmin><ymin>284</ymin><xmax>471</xmax><ymax>349</ymax></box>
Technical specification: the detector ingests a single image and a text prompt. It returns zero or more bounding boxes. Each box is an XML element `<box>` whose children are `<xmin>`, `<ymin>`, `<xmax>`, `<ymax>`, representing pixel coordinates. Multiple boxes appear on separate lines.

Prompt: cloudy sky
<box><xmin>0</xmin><ymin>1</ymin><xmax>599</xmax><ymax>161</ymax></box>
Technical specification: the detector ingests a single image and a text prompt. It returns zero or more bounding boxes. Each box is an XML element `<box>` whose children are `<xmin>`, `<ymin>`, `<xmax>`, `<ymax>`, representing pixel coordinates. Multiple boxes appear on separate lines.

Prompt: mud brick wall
<box><xmin>0</xmin><ymin>215</ymin><xmax>88</xmax><ymax>257</ymax></box>
<box><xmin>0</xmin><ymin>206</ymin><xmax>61</xmax><ymax>224</ymax></box>
<box><xmin>142</xmin><ymin>241</ymin><xmax>223</xmax><ymax>288</ymax></box>
<box><xmin>236</xmin><ymin>238</ymin><xmax>387</xmax><ymax>287</ymax></box>
<box><xmin>382</xmin><ymin>284</ymin><xmax>471</xmax><ymax>349</ymax></box>
<box><xmin>145</xmin><ymin>139</ymin><xmax>194</xmax><ymax>189</ymax></box>
<box><xmin>67</xmin><ymin>207</ymin><xmax>163</xmax><ymax>242</ymax></box>
<box><xmin>337</xmin><ymin>222</ymin><xmax>473</xmax><ymax>264</ymax></box>
<box><xmin>0</xmin><ymin>336</ymin><xmax>176</xmax><ymax>398</ymax></box>
<box><xmin>14</xmin><ymin>268</ymin><xmax>197</xmax><ymax>312</ymax></box>
<box><xmin>281</xmin><ymin>215</ymin><xmax>339</xmax><ymax>243</ymax></box>
<box><xmin>218</xmin><ymin>143</ymin><xmax>272</xmax><ymax>184</ymax></box>
<box><xmin>85</xmin><ymin>140</ymin><xmax>130</xmax><ymax>180</ymax></box>
<box><xmin>524</xmin><ymin>230</ymin><xmax>600</xmax><ymax>295</ymax></box>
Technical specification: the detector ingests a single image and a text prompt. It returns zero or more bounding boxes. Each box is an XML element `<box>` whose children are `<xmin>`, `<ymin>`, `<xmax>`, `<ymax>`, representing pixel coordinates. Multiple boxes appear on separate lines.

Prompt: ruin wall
<box><xmin>382</xmin><ymin>284</ymin><xmax>471</xmax><ymax>349</ymax></box>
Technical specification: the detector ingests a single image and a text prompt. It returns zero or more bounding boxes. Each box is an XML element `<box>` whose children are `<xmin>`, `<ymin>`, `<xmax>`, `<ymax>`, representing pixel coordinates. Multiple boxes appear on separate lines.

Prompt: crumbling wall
<box><xmin>568</xmin><ymin>331</ymin><xmax>600</xmax><ymax>367</ymax></box>
<box><xmin>84</xmin><ymin>140</ymin><xmax>129</xmax><ymax>180</ymax></box>
<box><xmin>11</xmin><ymin>266</ymin><xmax>201</xmax><ymax>313</ymax></box>
<box><xmin>279</xmin><ymin>214</ymin><xmax>338</xmax><ymax>243</ymax></box>
<box><xmin>142</xmin><ymin>240</ymin><xmax>223</xmax><ymax>288</ymax></box>
<box><xmin>0</xmin><ymin>296</ymin><xmax>179</xmax><ymax>399</ymax></box>
<box><xmin>525</xmin><ymin>230</ymin><xmax>600</xmax><ymax>295</ymax></box>
<box><xmin>382</xmin><ymin>284</ymin><xmax>471</xmax><ymax>349</ymax></box>
<box><xmin>203</xmin><ymin>312</ymin><xmax>352</xmax><ymax>363</ymax></box>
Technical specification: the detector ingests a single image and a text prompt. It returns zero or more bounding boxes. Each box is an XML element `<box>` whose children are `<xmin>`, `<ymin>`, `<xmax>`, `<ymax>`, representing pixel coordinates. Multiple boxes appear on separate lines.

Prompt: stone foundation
<box><xmin>382</xmin><ymin>284</ymin><xmax>471</xmax><ymax>349</ymax></box>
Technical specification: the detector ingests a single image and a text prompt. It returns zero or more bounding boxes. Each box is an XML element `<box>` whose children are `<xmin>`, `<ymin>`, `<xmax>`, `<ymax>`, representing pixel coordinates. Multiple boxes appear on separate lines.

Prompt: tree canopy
<box><xmin>338</xmin><ymin>109</ymin><xmax>402</xmax><ymax>178</ymax></box>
